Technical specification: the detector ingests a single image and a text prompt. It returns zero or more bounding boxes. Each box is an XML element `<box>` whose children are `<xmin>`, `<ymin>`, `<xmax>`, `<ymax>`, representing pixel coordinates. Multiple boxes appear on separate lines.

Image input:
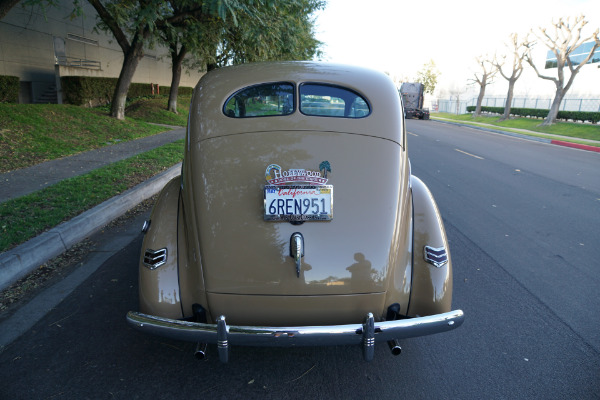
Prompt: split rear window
<box><xmin>224</xmin><ymin>83</ymin><xmax>370</xmax><ymax>118</ymax></box>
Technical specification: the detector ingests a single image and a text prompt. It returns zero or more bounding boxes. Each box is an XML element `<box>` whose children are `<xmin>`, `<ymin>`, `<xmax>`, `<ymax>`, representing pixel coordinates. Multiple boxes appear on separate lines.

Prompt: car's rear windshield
<box><xmin>223</xmin><ymin>82</ymin><xmax>370</xmax><ymax>119</ymax></box>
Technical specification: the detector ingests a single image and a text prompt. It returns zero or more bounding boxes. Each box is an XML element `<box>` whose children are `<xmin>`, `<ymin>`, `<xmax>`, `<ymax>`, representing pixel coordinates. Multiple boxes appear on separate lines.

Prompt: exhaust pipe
<box><xmin>195</xmin><ymin>342</ymin><xmax>208</xmax><ymax>360</ymax></box>
<box><xmin>388</xmin><ymin>339</ymin><xmax>402</xmax><ymax>356</ymax></box>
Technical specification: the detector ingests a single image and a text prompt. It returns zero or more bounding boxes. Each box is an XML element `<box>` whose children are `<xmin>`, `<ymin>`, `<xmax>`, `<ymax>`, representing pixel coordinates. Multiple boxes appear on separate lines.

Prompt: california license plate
<box><xmin>264</xmin><ymin>185</ymin><xmax>333</xmax><ymax>221</ymax></box>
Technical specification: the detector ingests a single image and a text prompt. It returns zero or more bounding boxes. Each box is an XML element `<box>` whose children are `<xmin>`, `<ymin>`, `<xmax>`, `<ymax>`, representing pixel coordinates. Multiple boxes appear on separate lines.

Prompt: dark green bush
<box><xmin>61</xmin><ymin>76</ymin><xmax>193</xmax><ymax>106</ymax></box>
<box><xmin>61</xmin><ymin>76</ymin><xmax>114</xmax><ymax>105</ymax></box>
<box><xmin>0</xmin><ymin>75</ymin><xmax>19</xmax><ymax>103</ymax></box>
<box><xmin>558</xmin><ymin>110</ymin><xmax>600</xmax><ymax>124</ymax></box>
<box><xmin>467</xmin><ymin>105</ymin><xmax>600</xmax><ymax>123</ymax></box>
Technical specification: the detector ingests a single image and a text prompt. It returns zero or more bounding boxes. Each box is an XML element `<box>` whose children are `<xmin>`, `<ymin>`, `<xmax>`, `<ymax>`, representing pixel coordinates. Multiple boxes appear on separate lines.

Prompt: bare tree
<box><xmin>525</xmin><ymin>15</ymin><xmax>600</xmax><ymax>126</ymax></box>
<box><xmin>447</xmin><ymin>84</ymin><xmax>467</xmax><ymax>115</ymax></box>
<box><xmin>493</xmin><ymin>33</ymin><xmax>529</xmax><ymax>121</ymax></box>
<box><xmin>469</xmin><ymin>56</ymin><xmax>498</xmax><ymax>117</ymax></box>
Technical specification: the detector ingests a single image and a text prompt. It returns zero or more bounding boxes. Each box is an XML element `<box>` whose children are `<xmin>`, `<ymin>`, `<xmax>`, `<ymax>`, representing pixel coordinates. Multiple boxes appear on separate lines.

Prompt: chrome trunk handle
<box><xmin>290</xmin><ymin>232</ymin><xmax>304</xmax><ymax>278</ymax></box>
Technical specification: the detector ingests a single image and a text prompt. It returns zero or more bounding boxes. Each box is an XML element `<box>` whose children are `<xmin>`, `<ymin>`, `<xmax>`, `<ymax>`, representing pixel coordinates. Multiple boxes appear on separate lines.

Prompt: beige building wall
<box><xmin>0</xmin><ymin>0</ymin><xmax>203</xmax><ymax>103</ymax></box>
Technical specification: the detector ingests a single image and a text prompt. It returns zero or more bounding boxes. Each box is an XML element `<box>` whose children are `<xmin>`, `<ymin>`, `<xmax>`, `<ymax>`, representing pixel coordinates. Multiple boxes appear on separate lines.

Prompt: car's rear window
<box><xmin>300</xmin><ymin>83</ymin><xmax>370</xmax><ymax>118</ymax></box>
<box><xmin>223</xmin><ymin>82</ymin><xmax>371</xmax><ymax>119</ymax></box>
<box><xmin>224</xmin><ymin>82</ymin><xmax>294</xmax><ymax>118</ymax></box>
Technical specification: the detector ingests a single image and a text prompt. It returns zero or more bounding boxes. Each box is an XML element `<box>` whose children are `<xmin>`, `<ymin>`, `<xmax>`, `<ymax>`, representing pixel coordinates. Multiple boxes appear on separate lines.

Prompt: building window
<box><xmin>545</xmin><ymin>41</ymin><xmax>600</xmax><ymax>69</ymax></box>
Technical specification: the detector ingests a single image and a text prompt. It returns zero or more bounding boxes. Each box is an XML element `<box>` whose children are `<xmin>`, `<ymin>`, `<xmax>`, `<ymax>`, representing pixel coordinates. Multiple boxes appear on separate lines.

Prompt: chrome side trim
<box><xmin>126</xmin><ymin>309</ymin><xmax>464</xmax><ymax>352</ymax></box>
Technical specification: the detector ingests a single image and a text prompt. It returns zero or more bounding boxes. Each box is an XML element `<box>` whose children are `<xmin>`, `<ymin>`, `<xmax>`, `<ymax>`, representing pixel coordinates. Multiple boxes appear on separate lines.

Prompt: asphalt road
<box><xmin>0</xmin><ymin>120</ymin><xmax>598</xmax><ymax>399</ymax></box>
<box><xmin>407</xmin><ymin>119</ymin><xmax>600</xmax><ymax>353</ymax></box>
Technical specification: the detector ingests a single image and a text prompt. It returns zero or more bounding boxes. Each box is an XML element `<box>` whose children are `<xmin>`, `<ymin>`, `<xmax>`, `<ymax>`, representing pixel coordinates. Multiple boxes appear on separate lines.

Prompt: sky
<box><xmin>313</xmin><ymin>0</ymin><xmax>600</xmax><ymax>99</ymax></box>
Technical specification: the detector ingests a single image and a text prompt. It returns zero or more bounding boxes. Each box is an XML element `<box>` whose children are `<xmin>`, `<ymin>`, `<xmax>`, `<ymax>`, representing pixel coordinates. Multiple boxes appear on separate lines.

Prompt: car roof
<box><xmin>189</xmin><ymin>61</ymin><xmax>403</xmax><ymax>144</ymax></box>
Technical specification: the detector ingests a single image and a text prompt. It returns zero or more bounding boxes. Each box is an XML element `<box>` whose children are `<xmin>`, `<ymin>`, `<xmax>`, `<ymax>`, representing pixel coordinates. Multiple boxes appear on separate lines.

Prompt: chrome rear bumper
<box><xmin>126</xmin><ymin>309</ymin><xmax>464</xmax><ymax>362</ymax></box>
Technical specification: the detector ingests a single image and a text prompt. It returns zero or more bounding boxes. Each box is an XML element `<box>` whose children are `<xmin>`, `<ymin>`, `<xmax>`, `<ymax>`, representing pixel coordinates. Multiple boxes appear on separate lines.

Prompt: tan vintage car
<box><xmin>126</xmin><ymin>62</ymin><xmax>464</xmax><ymax>362</ymax></box>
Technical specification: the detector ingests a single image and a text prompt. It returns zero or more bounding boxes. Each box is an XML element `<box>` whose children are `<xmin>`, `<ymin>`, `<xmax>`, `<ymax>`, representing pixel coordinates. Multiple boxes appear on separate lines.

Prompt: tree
<box><xmin>447</xmin><ymin>84</ymin><xmax>467</xmax><ymax>115</ymax></box>
<box><xmin>525</xmin><ymin>15</ymin><xmax>600</xmax><ymax>126</ymax></box>
<box><xmin>159</xmin><ymin>0</ymin><xmax>324</xmax><ymax>113</ymax></box>
<box><xmin>0</xmin><ymin>0</ymin><xmax>20</xmax><ymax>20</ymax></box>
<box><xmin>416</xmin><ymin>59</ymin><xmax>440</xmax><ymax>95</ymax></box>
<box><xmin>163</xmin><ymin>28</ymin><xmax>189</xmax><ymax>113</ymax></box>
<box><xmin>215</xmin><ymin>0</ymin><xmax>324</xmax><ymax>65</ymax></box>
<box><xmin>469</xmin><ymin>56</ymin><xmax>498</xmax><ymax>117</ymax></box>
<box><xmin>88</xmin><ymin>0</ymin><xmax>165</xmax><ymax>120</ymax></box>
<box><xmin>88</xmin><ymin>0</ymin><xmax>240</xmax><ymax>120</ymax></box>
<box><xmin>157</xmin><ymin>2</ymin><xmax>227</xmax><ymax>113</ymax></box>
<box><xmin>493</xmin><ymin>33</ymin><xmax>529</xmax><ymax>121</ymax></box>
<box><xmin>319</xmin><ymin>160</ymin><xmax>331</xmax><ymax>178</ymax></box>
<box><xmin>1</xmin><ymin>0</ymin><xmax>78</xmax><ymax>22</ymax></box>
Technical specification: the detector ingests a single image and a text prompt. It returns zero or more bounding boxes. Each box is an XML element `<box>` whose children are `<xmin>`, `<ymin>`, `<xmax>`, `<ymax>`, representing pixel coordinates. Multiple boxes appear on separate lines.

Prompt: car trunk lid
<box><xmin>189</xmin><ymin>130</ymin><xmax>405</xmax><ymax>297</ymax></box>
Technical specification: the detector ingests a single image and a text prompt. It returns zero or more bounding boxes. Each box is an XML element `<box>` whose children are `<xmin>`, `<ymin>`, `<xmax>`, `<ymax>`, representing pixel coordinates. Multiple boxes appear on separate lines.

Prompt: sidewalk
<box><xmin>1</xmin><ymin>127</ymin><xmax>185</xmax><ymax>203</ymax></box>
<box><xmin>0</xmin><ymin>128</ymin><xmax>185</xmax><ymax>291</ymax></box>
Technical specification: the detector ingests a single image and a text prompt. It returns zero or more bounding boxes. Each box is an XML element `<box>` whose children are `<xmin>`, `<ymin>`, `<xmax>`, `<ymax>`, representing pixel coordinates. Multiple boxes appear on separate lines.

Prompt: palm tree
<box><xmin>319</xmin><ymin>161</ymin><xmax>331</xmax><ymax>178</ymax></box>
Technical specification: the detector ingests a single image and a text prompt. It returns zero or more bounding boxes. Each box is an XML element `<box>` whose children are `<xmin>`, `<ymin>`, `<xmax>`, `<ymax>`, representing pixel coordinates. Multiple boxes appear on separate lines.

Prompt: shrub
<box><xmin>557</xmin><ymin>110</ymin><xmax>600</xmax><ymax>124</ymax></box>
<box><xmin>0</xmin><ymin>75</ymin><xmax>19</xmax><ymax>103</ymax></box>
<box><xmin>467</xmin><ymin>105</ymin><xmax>600</xmax><ymax>123</ymax></box>
<box><xmin>61</xmin><ymin>76</ymin><xmax>193</xmax><ymax>106</ymax></box>
<box><xmin>61</xmin><ymin>76</ymin><xmax>114</xmax><ymax>106</ymax></box>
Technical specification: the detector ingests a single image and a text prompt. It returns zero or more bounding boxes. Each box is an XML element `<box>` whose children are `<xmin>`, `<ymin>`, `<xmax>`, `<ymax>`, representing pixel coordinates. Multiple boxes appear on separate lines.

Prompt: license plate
<box><xmin>264</xmin><ymin>185</ymin><xmax>333</xmax><ymax>221</ymax></box>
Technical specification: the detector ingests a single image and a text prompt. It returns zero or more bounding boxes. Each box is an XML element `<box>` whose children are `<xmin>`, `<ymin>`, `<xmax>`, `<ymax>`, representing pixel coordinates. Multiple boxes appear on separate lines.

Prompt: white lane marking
<box><xmin>455</xmin><ymin>148</ymin><xmax>484</xmax><ymax>160</ymax></box>
<box><xmin>408</xmin><ymin>131</ymin><xmax>418</xmax><ymax>137</ymax></box>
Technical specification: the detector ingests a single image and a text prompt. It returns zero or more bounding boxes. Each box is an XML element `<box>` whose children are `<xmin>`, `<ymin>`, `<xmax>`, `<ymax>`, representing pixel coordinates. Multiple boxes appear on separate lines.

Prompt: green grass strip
<box><xmin>0</xmin><ymin>103</ymin><xmax>172</xmax><ymax>173</ymax></box>
<box><xmin>0</xmin><ymin>140</ymin><xmax>184</xmax><ymax>253</ymax></box>
<box><xmin>433</xmin><ymin>113</ymin><xmax>600</xmax><ymax>143</ymax></box>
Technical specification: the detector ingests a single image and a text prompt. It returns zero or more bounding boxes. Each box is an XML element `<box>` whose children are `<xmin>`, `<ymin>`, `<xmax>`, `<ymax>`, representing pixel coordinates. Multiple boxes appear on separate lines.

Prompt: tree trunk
<box><xmin>474</xmin><ymin>78</ymin><xmax>486</xmax><ymax>117</ymax></box>
<box><xmin>541</xmin><ymin>87</ymin><xmax>564</xmax><ymax>126</ymax></box>
<box><xmin>501</xmin><ymin>78</ymin><xmax>516</xmax><ymax>121</ymax></box>
<box><xmin>167</xmin><ymin>46</ymin><xmax>187</xmax><ymax>113</ymax></box>
<box><xmin>167</xmin><ymin>71</ymin><xmax>180</xmax><ymax>113</ymax></box>
<box><xmin>110</xmin><ymin>41</ymin><xmax>144</xmax><ymax>120</ymax></box>
<box><xmin>0</xmin><ymin>0</ymin><xmax>20</xmax><ymax>20</ymax></box>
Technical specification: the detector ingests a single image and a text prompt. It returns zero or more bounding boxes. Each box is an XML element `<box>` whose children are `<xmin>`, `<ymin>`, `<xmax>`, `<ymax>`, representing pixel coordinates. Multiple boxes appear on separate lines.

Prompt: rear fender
<box><xmin>139</xmin><ymin>177</ymin><xmax>183</xmax><ymax>319</ymax></box>
<box><xmin>407</xmin><ymin>176</ymin><xmax>453</xmax><ymax>316</ymax></box>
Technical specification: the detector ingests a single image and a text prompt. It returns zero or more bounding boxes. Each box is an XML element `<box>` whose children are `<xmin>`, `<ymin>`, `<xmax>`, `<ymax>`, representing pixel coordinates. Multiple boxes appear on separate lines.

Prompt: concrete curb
<box><xmin>549</xmin><ymin>140</ymin><xmax>600</xmax><ymax>153</ymax></box>
<box><xmin>432</xmin><ymin>119</ymin><xmax>552</xmax><ymax>143</ymax></box>
<box><xmin>0</xmin><ymin>163</ymin><xmax>182</xmax><ymax>292</ymax></box>
<box><xmin>432</xmin><ymin>118</ymin><xmax>600</xmax><ymax>153</ymax></box>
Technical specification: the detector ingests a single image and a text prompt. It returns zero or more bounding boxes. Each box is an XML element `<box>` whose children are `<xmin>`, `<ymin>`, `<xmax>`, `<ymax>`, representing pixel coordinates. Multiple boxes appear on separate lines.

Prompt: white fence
<box><xmin>437</xmin><ymin>97</ymin><xmax>600</xmax><ymax>114</ymax></box>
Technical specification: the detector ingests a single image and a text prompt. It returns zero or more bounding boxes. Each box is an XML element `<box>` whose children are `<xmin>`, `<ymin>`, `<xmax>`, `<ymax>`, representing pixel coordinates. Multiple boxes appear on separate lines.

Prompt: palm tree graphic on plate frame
<box><xmin>319</xmin><ymin>161</ymin><xmax>331</xmax><ymax>179</ymax></box>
